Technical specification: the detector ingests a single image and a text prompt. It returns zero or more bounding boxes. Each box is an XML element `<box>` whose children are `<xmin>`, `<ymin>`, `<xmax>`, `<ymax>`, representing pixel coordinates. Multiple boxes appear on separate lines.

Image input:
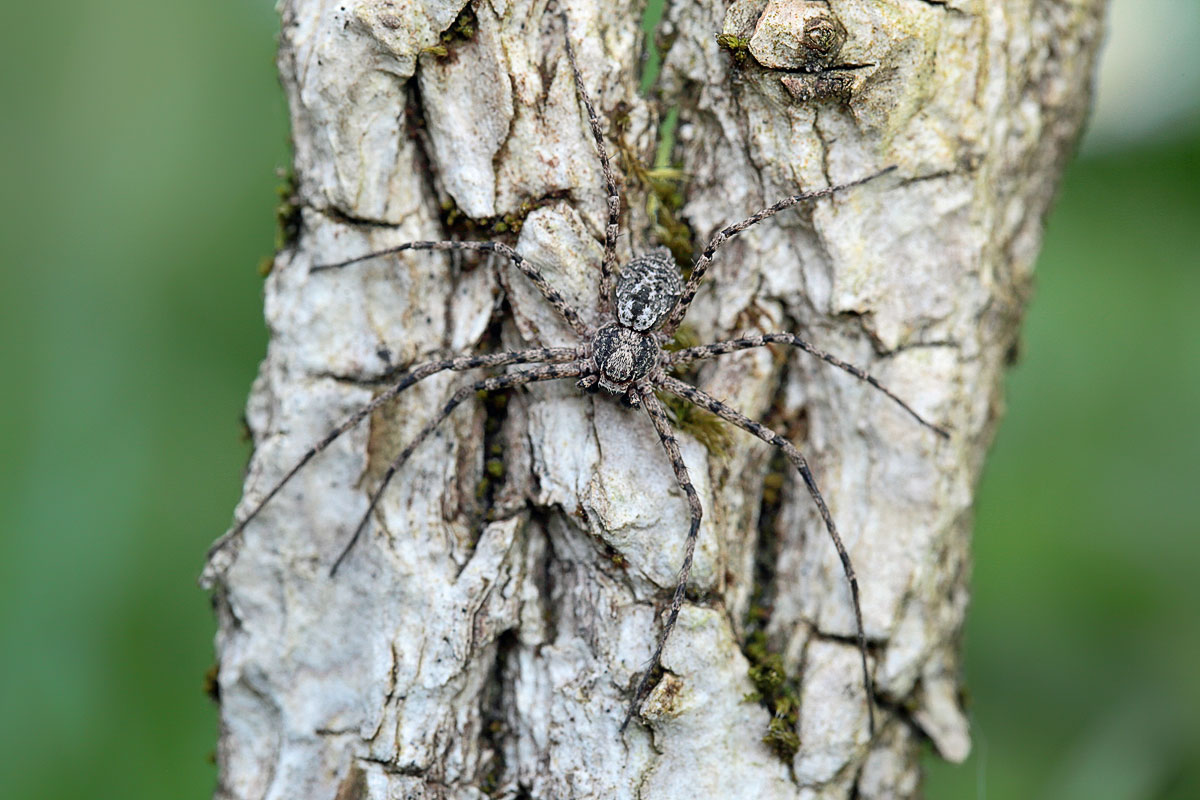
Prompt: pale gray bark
<box><xmin>203</xmin><ymin>1</ymin><xmax>1105</xmax><ymax>798</ymax></box>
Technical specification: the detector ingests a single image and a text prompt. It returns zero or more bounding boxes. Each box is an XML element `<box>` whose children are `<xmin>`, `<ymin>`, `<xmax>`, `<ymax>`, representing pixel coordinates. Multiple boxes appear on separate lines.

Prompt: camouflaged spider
<box><xmin>207</xmin><ymin>22</ymin><xmax>948</xmax><ymax>735</ymax></box>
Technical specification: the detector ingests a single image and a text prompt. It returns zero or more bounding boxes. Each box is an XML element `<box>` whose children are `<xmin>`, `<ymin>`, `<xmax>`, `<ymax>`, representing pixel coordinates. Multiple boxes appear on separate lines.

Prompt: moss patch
<box><xmin>716</xmin><ymin>33</ymin><xmax>753</xmax><ymax>65</ymax></box>
<box><xmin>422</xmin><ymin>3</ymin><xmax>479</xmax><ymax>57</ymax></box>
<box><xmin>656</xmin><ymin>390</ymin><xmax>733</xmax><ymax>458</ymax></box>
<box><xmin>440</xmin><ymin>190</ymin><xmax>571</xmax><ymax>239</ymax></box>
<box><xmin>742</xmin><ymin>447</ymin><xmax>803</xmax><ymax>760</ymax></box>
<box><xmin>260</xmin><ymin>165</ymin><xmax>302</xmax><ymax>275</ymax></box>
<box><xmin>615</xmin><ymin>106</ymin><xmax>694</xmax><ymax>270</ymax></box>
<box><xmin>743</xmin><ymin>629</ymin><xmax>802</xmax><ymax>759</ymax></box>
<box><xmin>472</xmin><ymin>383</ymin><xmax>509</xmax><ymax>520</ymax></box>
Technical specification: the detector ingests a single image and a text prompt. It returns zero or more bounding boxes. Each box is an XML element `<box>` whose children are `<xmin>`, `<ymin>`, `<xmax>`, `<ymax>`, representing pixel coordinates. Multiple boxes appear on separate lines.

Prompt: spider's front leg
<box><xmin>330</xmin><ymin>360</ymin><xmax>586</xmax><ymax>574</ymax></box>
<box><xmin>667</xmin><ymin>332</ymin><xmax>949</xmax><ymax>437</ymax></box>
<box><xmin>655</xmin><ymin>374</ymin><xmax>878</xmax><ymax>734</ymax></box>
<box><xmin>201</xmin><ymin>345</ymin><xmax>579</xmax><ymax>583</ymax></box>
<box><xmin>620</xmin><ymin>385</ymin><xmax>705</xmax><ymax>731</ymax></box>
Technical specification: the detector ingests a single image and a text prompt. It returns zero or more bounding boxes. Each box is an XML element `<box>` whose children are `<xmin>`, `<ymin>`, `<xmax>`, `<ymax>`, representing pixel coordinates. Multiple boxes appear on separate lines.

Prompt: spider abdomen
<box><xmin>615</xmin><ymin>248</ymin><xmax>682</xmax><ymax>332</ymax></box>
<box><xmin>592</xmin><ymin>323</ymin><xmax>659</xmax><ymax>393</ymax></box>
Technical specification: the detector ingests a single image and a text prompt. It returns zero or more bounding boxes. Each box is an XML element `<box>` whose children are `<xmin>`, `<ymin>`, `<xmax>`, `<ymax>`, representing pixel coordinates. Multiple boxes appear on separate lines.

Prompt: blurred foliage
<box><xmin>0</xmin><ymin>2</ymin><xmax>282</xmax><ymax>798</ymax></box>
<box><xmin>0</xmin><ymin>2</ymin><xmax>1196</xmax><ymax>800</ymax></box>
<box><xmin>924</xmin><ymin>135</ymin><xmax>1200</xmax><ymax>800</ymax></box>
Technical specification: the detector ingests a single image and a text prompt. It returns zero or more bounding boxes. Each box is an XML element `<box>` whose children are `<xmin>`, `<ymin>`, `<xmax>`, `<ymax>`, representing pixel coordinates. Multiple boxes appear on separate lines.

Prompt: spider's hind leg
<box><xmin>313</xmin><ymin>239</ymin><xmax>592</xmax><ymax>339</ymax></box>
<box><xmin>660</xmin><ymin>167</ymin><xmax>897</xmax><ymax>338</ymax></box>
<box><xmin>561</xmin><ymin>13</ymin><xmax>621</xmax><ymax>312</ymax></box>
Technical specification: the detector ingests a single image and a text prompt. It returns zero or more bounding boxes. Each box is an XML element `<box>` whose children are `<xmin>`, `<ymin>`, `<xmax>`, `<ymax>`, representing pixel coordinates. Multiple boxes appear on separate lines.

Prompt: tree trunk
<box><xmin>202</xmin><ymin>1</ymin><xmax>1104</xmax><ymax>797</ymax></box>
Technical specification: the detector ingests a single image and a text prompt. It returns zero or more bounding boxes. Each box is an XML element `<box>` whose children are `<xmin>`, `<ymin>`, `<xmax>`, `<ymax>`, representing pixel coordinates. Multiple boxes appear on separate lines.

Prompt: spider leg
<box><xmin>656</xmin><ymin>374</ymin><xmax>877</xmax><ymax>735</ymax></box>
<box><xmin>620</xmin><ymin>386</ymin><xmax>705</xmax><ymax>732</ymax></box>
<box><xmin>660</xmin><ymin>166</ymin><xmax>897</xmax><ymax>338</ymax></box>
<box><xmin>667</xmin><ymin>332</ymin><xmax>949</xmax><ymax>437</ymax></box>
<box><xmin>205</xmin><ymin>346</ymin><xmax>579</xmax><ymax>567</ymax></box>
<box><xmin>329</xmin><ymin>360</ymin><xmax>585</xmax><ymax>575</ymax></box>
<box><xmin>312</xmin><ymin>240</ymin><xmax>591</xmax><ymax>339</ymax></box>
<box><xmin>562</xmin><ymin>13</ymin><xmax>620</xmax><ymax>313</ymax></box>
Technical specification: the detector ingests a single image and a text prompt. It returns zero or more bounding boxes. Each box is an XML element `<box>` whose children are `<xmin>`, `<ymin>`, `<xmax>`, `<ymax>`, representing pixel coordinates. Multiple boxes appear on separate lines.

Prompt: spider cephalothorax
<box><xmin>207</xmin><ymin>14</ymin><xmax>947</xmax><ymax>738</ymax></box>
<box><xmin>585</xmin><ymin>323</ymin><xmax>659</xmax><ymax>400</ymax></box>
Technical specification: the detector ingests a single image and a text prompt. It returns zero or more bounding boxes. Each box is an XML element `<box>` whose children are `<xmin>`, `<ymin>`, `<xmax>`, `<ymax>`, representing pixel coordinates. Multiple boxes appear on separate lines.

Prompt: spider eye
<box><xmin>615</xmin><ymin>249</ymin><xmax>682</xmax><ymax>332</ymax></box>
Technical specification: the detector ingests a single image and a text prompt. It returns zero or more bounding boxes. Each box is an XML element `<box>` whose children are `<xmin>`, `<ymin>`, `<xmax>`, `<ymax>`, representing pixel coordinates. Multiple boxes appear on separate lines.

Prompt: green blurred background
<box><xmin>0</xmin><ymin>2</ymin><xmax>1195</xmax><ymax>798</ymax></box>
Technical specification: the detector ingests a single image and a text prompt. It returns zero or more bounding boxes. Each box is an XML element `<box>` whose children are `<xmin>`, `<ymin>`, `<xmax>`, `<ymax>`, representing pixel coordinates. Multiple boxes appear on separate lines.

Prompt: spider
<box><xmin>206</xmin><ymin>21</ymin><xmax>948</xmax><ymax>736</ymax></box>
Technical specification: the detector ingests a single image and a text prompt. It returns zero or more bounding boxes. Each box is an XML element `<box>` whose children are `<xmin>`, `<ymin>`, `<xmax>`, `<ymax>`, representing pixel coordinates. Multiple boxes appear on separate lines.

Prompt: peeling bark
<box><xmin>203</xmin><ymin>1</ymin><xmax>1105</xmax><ymax>797</ymax></box>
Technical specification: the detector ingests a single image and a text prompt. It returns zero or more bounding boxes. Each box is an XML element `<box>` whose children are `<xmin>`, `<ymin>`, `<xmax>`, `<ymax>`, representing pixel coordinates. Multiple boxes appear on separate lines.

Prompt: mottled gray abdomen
<box><xmin>615</xmin><ymin>248</ymin><xmax>682</xmax><ymax>332</ymax></box>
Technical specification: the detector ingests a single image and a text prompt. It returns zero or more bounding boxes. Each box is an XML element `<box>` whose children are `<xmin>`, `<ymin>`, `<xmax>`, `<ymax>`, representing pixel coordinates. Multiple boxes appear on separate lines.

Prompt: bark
<box><xmin>202</xmin><ymin>1</ymin><xmax>1104</xmax><ymax>797</ymax></box>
